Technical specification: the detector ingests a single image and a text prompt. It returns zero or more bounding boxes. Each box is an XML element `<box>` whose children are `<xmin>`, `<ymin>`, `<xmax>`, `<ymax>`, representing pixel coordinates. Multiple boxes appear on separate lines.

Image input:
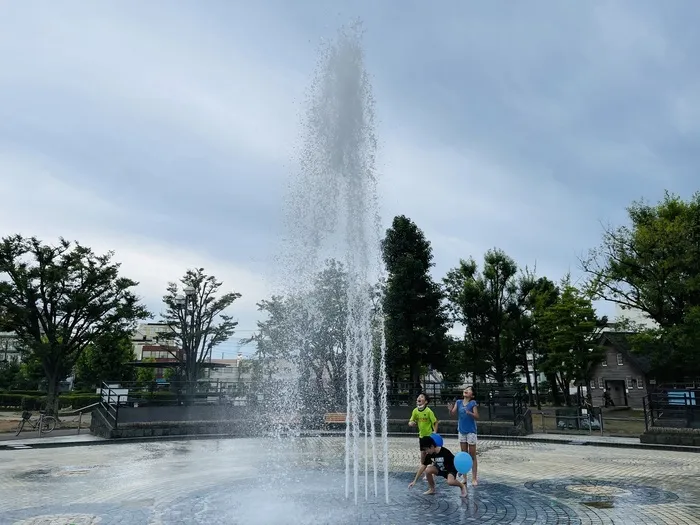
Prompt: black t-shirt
<box><xmin>422</xmin><ymin>447</ymin><xmax>457</xmax><ymax>473</ymax></box>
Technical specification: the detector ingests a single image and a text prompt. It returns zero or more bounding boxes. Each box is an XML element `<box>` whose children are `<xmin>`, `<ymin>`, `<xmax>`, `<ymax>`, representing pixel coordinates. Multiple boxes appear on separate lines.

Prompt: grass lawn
<box><xmin>533</xmin><ymin>407</ymin><xmax>646</xmax><ymax>436</ymax></box>
<box><xmin>0</xmin><ymin>410</ymin><xmax>92</xmax><ymax>434</ymax></box>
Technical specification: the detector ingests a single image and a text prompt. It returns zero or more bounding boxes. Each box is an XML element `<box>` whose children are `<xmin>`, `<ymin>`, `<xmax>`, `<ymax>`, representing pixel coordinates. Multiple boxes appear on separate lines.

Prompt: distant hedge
<box><xmin>0</xmin><ymin>393</ymin><xmax>100</xmax><ymax>411</ymax></box>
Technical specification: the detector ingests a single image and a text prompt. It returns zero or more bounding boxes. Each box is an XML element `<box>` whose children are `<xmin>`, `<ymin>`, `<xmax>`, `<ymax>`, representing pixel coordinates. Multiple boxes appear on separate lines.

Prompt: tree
<box><xmin>382</xmin><ymin>216</ymin><xmax>448</xmax><ymax>389</ymax></box>
<box><xmin>74</xmin><ymin>331</ymin><xmax>136</xmax><ymax>389</ymax></box>
<box><xmin>136</xmin><ymin>358</ymin><xmax>157</xmax><ymax>384</ymax></box>
<box><xmin>160</xmin><ymin>268</ymin><xmax>241</xmax><ymax>394</ymax></box>
<box><xmin>250</xmin><ymin>259</ymin><xmax>350</xmax><ymax>411</ymax></box>
<box><xmin>516</xmin><ymin>275</ymin><xmax>560</xmax><ymax>407</ymax></box>
<box><xmin>581</xmin><ymin>192</ymin><xmax>700</xmax><ymax>379</ymax></box>
<box><xmin>536</xmin><ymin>280</ymin><xmax>606</xmax><ymax>405</ymax></box>
<box><xmin>443</xmin><ymin>249</ymin><xmax>519</xmax><ymax>385</ymax></box>
<box><xmin>0</xmin><ymin>236</ymin><xmax>149</xmax><ymax>414</ymax></box>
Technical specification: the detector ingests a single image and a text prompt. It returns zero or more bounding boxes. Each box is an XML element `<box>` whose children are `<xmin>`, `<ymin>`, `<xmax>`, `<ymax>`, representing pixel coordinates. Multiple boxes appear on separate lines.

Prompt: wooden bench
<box><xmin>324</xmin><ymin>412</ymin><xmax>348</xmax><ymax>428</ymax></box>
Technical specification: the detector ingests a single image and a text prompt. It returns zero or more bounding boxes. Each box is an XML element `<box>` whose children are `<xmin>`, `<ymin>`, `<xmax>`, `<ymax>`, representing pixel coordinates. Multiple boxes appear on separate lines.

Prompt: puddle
<box><xmin>582</xmin><ymin>500</ymin><xmax>615</xmax><ymax>509</ymax></box>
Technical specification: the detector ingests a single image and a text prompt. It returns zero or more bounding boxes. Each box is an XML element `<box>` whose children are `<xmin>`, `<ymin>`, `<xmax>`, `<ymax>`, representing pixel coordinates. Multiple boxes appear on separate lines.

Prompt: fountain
<box><xmin>277</xmin><ymin>21</ymin><xmax>390</xmax><ymax>504</ymax></box>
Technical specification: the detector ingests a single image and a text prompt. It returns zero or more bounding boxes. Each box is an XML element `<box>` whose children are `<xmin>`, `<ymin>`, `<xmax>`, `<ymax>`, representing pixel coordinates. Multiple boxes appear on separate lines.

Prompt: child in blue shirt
<box><xmin>448</xmin><ymin>386</ymin><xmax>479</xmax><ymax>486</ymax></box>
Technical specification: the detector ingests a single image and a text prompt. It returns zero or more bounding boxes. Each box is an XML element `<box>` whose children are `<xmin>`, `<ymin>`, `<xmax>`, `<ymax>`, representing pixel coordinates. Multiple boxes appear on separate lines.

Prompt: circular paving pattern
<box><xmin>524</xmin><ymin>478</ymin><xmax>680</xmax><ymax>505</ymax></box>
<box><xmin>158</xmin><ymin>470</ymin><xmax>581</xmax><ymax>525</ymax></box>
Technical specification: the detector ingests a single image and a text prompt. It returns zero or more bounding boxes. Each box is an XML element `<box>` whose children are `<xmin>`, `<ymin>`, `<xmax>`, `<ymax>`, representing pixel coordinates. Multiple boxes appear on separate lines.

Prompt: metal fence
<box><xmin>643</xmin><ymin>390</ymin><xmax>699</xmax><ymax>430</ymax></box>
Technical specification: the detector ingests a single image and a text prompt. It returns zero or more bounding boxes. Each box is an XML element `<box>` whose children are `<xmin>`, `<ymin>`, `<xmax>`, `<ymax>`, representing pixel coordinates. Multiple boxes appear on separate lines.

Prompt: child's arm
<box><xmin>431</xmin><ymin>410</ymin><xmax>438</xmax><ymax>432</ymax></box>
<box><xmin>408</xmin><ymin>464</ymin><xmax>427</xmax><ymax>488</ymax></box>
<box><xmin>468</xmin><ymin>403</ymin><xmax>479</xmax><ymax>420</ymax></box>
<box><xmin>447</xmin><ymin>401</ymin><xmax>457</xmax><ymax>416</ymax></box>
<box><xmin>408</xmin><ymin>409</ymin><xmax>416</xmax><ymax>427</ymax></box>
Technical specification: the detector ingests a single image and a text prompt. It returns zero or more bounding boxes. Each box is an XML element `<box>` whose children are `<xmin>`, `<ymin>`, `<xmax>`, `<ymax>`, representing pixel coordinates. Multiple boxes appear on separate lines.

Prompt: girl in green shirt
<box><xmin>408</xmin><ymin>393</ymin><xmax>439</xmax><ymax>477</ymax></box>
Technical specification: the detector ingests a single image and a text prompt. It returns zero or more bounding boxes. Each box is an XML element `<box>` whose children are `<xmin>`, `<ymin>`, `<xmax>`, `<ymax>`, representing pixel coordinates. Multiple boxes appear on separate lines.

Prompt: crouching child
<box><xmin>408</xmin><ymin>436</ymin><xmax>467</xmax><ymax>497</ymax></box>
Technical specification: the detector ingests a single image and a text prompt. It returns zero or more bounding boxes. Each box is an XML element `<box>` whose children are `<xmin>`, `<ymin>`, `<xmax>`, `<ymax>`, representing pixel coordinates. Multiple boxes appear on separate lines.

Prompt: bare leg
<box><xmin>458</xmin><ymin>440</ymin><xmax>468</xmax><ymax>482</ymax></box>
<box><xmin>424</xmin><ymin>466</ymin><xmax>437</xmax><ymax>494</ymax></box>
<box><xmin>420</xmin><ymin>450</ymin><xmax>427</xmax><ymax>480</ymax></box>
<box><xmin>447</xmin><ymin>473</ymin><xmax>467</xmax><ymax>497</ymax></box>
<box><xmin>468</xmin><ymin>444</ymin><xmax>478</xmax><ymax>486</ymax></box>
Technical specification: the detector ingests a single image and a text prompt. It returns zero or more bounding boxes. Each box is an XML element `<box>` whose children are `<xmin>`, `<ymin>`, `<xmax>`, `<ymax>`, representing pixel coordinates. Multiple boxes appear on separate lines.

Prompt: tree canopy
<box><xmin>443</xmin><ymin>249</ymin><xmax>519</xmax><ymax>385</ymax></box>
<box><xmin>250</xmin><ymin>259</ymin><xmax>350</xmax><ymax>411</ymax></box>
<box><xmin>0</xmin><ymin>235</ymin><xmax>149</xmax><ymax>412</ymax></box>
<box><xmin>382</xmin><ymin>215</ymin><xmax>448</xmax><ymax>386</ymax></box>
<box><xmin>74</xmin><ymin>331</ymin><xmax>136</xmax><ymax>389</ymax></box>
<box><xmin>582</xmin><ymin>191</ymin><xmax>700</xmax><ymax>379</ymax></box>
<box><xmin>161</xmin><ymin>268</ymin><xmax>241</xmax><ymax>386</ymax></box>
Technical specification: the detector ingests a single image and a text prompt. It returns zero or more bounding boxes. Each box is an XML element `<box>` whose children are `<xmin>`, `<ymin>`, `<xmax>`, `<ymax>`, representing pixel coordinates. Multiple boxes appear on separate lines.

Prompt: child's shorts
<box><xmin>459</xmin><ymin>432</ymin><xmax>477</xmax><ymax>445</ymax></box>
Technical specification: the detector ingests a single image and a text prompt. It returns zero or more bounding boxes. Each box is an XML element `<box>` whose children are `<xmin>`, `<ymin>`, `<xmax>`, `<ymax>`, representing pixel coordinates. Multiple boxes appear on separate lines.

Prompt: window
<box><xmin>626</xmin><ymin>377</ymin><xmax>633</xmax><ymax>389</ymax></box>
<box><xmin>590</xmin><ymin>380</ymin><xmax>596</xmax><ymax>389</ymax></box>
<box><xmin>602</xmin><ymin>355</ymin><xmax>607</xmax><ymax>366</ymax></box>
<box><xmin>637</xmin><ymin>377</ymin><xmax>644</xmax><ymax>389</ymax></box>
<box><xmin>616</xmin><ymin>353</ymin><xmax>624</xmax><ymax>366</ymax></box>
<box><xmin>631</xmin><ymin>378</ymin><xmax>638</xmax><ymax>389</ymax></box>
<box><xmin>598</xmin><ymin>377</ymin><xmax>604</xmax><ymax>389</ymax></box>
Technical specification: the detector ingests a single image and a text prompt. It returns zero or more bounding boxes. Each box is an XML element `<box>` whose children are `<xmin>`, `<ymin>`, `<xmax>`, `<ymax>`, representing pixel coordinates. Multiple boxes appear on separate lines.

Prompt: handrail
<box><xmin>58</xmin><ymin>402</ymin><xmax>100</xmax><ymax>417</ymax></box>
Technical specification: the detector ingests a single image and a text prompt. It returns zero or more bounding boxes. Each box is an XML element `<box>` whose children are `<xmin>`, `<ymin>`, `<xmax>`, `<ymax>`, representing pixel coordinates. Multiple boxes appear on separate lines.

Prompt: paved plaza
<box><xmin>0</xmin><ymin>436</ymin><xmax>699</xmax><ymax>524</ymax></box>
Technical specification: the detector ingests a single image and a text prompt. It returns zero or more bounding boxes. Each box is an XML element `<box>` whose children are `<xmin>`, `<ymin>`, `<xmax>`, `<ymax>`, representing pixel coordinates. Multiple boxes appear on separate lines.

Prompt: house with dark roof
<box><xmin>587</xmin><ymin>332</ymin><xmax>652</xmax><ymax>409</ymax></box>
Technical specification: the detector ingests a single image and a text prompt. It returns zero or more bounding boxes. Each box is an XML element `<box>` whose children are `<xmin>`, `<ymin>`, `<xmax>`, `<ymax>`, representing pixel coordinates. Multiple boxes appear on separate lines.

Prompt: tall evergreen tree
<box><xmin>382</xmin><ymin>216</ymin><xmax>448</xmax><ymax>389</ymax></box>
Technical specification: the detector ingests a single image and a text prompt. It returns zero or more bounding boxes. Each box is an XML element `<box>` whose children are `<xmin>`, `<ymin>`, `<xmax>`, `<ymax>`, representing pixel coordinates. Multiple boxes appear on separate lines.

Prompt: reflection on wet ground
<box><xmin>1</xmin><ymin>436</ymin><xmax>699</xmax><ymax>524</ymax></box>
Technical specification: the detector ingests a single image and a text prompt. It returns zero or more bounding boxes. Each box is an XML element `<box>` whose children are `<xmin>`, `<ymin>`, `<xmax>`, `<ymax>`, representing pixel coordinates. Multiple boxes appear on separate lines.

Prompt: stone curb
<box><xmin>1</xmin><ymin>430</ymin><xmax>698</xmax><ymax>453</ymax></box>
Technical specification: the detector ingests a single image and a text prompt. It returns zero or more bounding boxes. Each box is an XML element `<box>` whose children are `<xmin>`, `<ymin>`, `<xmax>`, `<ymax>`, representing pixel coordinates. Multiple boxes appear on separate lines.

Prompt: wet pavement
<box><xmin>1</xmin><ymin>435</ymin><xmax>699</xmax><ymax>524</ymax></box>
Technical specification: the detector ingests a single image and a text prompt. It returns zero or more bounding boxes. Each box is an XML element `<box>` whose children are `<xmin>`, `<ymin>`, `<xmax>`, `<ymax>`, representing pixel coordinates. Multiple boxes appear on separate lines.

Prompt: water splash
<box><xmin>281</xmin><ymin>22</ymin><xmax>389</xmax><ymax>503</ymax></box>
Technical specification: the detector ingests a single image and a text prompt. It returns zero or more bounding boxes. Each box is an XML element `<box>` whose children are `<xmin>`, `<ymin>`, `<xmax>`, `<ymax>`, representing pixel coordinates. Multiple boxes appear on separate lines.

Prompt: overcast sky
<box><xmin>1</xmin><ymin>1</ymin><xmax>698</xmax><ymax>356</ymax></box>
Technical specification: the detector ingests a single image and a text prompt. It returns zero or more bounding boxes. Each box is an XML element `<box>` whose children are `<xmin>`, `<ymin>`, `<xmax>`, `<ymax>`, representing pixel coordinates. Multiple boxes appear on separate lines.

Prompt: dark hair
<box><xmin>417</xmin><ymin>393</ymin><xmax>431</xmax><ymax>404</ymax></box>
<box><xmin>419</xmin><ymin>436</ymin><xmax>436</xmax><ymax>450</ymax></box>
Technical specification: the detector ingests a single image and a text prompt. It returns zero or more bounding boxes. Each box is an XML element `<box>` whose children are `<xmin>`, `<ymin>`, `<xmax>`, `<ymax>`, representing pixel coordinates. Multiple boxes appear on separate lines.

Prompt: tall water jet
<box><xmin>280</xmin><ymin>22</ymin><xmax>389</xmax><ymax>503</ymax></box>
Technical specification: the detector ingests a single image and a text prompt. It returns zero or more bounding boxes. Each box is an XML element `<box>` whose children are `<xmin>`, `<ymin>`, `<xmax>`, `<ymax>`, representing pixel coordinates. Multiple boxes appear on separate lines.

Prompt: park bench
<box><xmin>323</xmin><ymin>412</ymin><xmax>348</xmax><ymax>428</ymax></box>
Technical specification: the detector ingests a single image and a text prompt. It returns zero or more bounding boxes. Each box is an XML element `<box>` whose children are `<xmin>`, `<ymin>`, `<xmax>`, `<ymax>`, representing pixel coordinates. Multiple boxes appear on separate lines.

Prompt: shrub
<box><xmin>0</xmin><ymin>393</ymin><xmax>26</xmax><ymax>408</ymax></box>
<box><xmin>59</xmin><ymin>394</ymin><xmax>101</xmax><ymax>409</ymax></box>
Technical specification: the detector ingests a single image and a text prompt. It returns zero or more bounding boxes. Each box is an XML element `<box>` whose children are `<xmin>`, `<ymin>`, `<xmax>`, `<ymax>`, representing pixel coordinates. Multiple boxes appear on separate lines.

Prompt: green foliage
<box><xmin>136</xmin><ymin>358</ymin><xmax>157</xmax><ymax>383</ymax></box>
<box><xmin>443</xmin><ymin>249</ymin><xmax>520</xmax><ymax>385</ymax></box>
<box><xmin>536</xmin><ymin>280</ymin><xmax>605</xmax><ymax>403</ymax></box>
<box><xmin>74</xmin><ymin>331</ymin><xmax>136</xmax><ymax>389</ymax></box>
<box><xmin>0</xmin><ymin>393</ymin><xmax>100</xmax><ymax>410</ymax></box>
<box><xmin>0</xmin><ymin>235</ymin><xmax>150</xmax><ymax>414</ymax></box>
<box><xmin>160</xmin><ymin>268</ymin><xmax>241</xmax><ymax>384</ymax></box>
<box><xmin>582</xmin><ymin>192</ymin><xmax>700</xmax><ymax>379</ymax></box>
<box><xmin>382</xmin><ymin>216</ymin><xmax>448</xmax><ymax>384</ymax></box>
<box><xmin>250</xmin><ymin>259</ymin><xmax>350</xmax><ymax>410</ymax></box>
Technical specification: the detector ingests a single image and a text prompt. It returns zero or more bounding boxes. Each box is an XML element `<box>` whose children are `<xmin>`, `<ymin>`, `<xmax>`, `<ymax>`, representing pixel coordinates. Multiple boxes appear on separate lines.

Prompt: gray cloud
<box><xmin>1</xmin><ymin>0</ymin><xmax>698</xmax><ymax>351</ymax></box>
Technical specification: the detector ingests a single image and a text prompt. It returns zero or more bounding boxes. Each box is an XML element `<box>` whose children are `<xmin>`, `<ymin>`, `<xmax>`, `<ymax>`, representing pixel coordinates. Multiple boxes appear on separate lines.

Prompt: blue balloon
<box><xmin>454</xmin><ymin>451</ymin><xmax>473</xmax><ymax>474</ymax></box>
<box><xmin>430</xmin><ymin>433</ymin><xmax>443</xmax><ymax>447</ymax></box>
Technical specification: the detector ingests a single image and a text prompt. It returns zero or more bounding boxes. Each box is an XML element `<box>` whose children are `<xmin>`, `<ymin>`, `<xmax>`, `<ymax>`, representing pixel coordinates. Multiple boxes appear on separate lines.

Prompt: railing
<box><xmin>642</xmin><ymin>390</ymin><xmax>699</xmax><ymax>430</ymax></box>
<box><xmin>388</xmin><ymin>381</ymin><xmax>526</xmax><ymax>424</ymax></box>
<box><xmin>58</xmin><ymin>402</ymin><xmax>100</xmax><ymax>434</ymax></box>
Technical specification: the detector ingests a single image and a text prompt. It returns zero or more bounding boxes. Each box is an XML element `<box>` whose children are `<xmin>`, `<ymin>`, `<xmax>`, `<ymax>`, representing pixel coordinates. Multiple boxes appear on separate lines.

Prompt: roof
<box><xmin>599</xmin><ymin>331</ymin><xmax>652</xmax><ymax>374</ymax></box>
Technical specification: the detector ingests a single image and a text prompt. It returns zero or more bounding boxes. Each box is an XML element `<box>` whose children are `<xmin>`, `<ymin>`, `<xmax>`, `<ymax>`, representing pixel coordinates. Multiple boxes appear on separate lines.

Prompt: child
<box><xmin>448</xmin><ymin>386</ymin><xmax>479</xmax><ymax>486</ymax></box>
<box><xmin>408</xmin><ymin>393</ymin><xmax>438</xmax><ymax>473</ymax></box>
<box><xmin>408</xmin><ymin>436</ymin><xmax>467</xmax><ymax>497</ymax></box>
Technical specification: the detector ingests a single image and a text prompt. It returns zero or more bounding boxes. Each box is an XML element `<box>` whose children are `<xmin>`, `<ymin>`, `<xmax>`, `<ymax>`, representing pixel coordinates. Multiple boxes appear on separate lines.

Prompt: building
<box><xmin>139</xmin><ymin>344</ymin><xmax>183</xmax><ymax>380</ymax></box>
<box><xmin>0</xmin><ymin>332</ymin><xmax>21</xmax><ymax>364</ymax></box>
<box><xmin>132</xmin><ymin>322</ymin><xmax>175</xmax><ymax>360</ymax></box>
<box><xmin>206</xmin><ymin>353</ymin><xmax>253</xmax><ymax>384</ymax></box>
<box><xmin>587</xmin><ymin>332</ymin><xmax>650</xmax><ymax>409</ymax></box>
<box><xmin>515</xmin><ymin>351</ymin><xmax>547</xmax><ymax>389</ymax></box>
